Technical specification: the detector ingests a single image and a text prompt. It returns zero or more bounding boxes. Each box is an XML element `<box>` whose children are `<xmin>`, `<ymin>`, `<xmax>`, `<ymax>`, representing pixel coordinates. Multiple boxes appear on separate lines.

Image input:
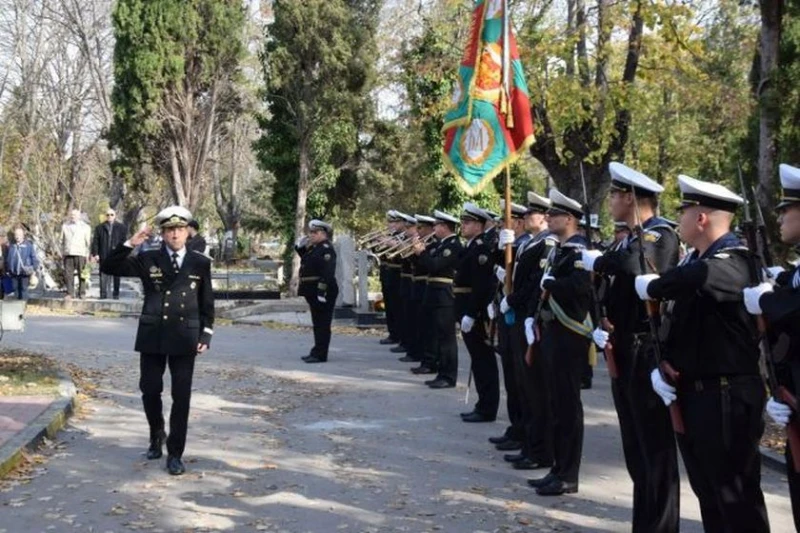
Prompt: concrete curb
<box><xmin>0</xmin><ymin>371</ymin><xmax>77</xmax><ymax>478</ymax></box>
<box><xmin>760</xmin><ymin>446</ymin><xmax>786</xmax><ymax>473</ymax></box>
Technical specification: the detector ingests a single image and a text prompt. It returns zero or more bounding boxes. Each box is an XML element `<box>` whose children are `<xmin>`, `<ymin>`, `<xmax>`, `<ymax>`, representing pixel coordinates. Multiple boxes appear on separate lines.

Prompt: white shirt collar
<box><xmin>167</xmin><ymin>247</ymin><xmax>187</xmax><ymax>267</ymax></box>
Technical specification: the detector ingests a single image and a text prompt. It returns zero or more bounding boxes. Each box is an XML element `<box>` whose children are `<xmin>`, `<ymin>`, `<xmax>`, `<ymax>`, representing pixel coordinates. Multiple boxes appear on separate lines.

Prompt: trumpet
<box><xmin>357</xmin><ymin>228</ymin><xmax>389</xmax><ymax>245</ymax></box>
<box><xmin>387</xmin><ymin>233</ymin><xmax>436</xmax><ymax>259</ymax></box>
<box><xmin>373</xmin><ymin>234</ymin><xmax>410</xmax><ymax>256</ymax></box>
<box><xmin>358</xmin><ymin>229</ymin><xmax>394</xmax><ymax>248</ymax></box>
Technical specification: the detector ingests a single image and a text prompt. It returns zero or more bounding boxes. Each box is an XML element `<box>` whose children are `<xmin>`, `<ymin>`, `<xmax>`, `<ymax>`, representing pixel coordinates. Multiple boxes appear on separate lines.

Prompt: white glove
<box><xmin>498</xmin><ymin>229</ymin><xmax>515</xmax><ymax>250</ymax></box>
<box><xmin>486</xmin><ymin>303</ymin><xmax>496</xmax><ymax>320</ymax></box>
<box><xmin>581</xmin><ymin>249</ymin><xmax>603</xmax><ymax>272</ymax></box>
<box><xmin>635</xmin><ymin>274</ymin><xmax>660</xmax><ymax>300</ymax></box>
<box><xmin>766</xmin><ymin>397</ymin><xmax>792</xmax><ymax>426</ymax></box>
<box><xmin>499</xmin><ymin>296</ymin><xmax>510</xmax><ymax>314</ymax></box>
<box><xmin>460</xmin><ymin>315</ymin><xmax>475</xmax><ymax>333</ymax></box>
<box><xmin>765</xmin><ymin>266</ymin><xmax>785</xmax><ymax>279</ymax></box>
<box><xmin>524</xmin><ymin>317</ymin><xmax>536</xmax><ymax>345</ymax></box>
<box><xmin>540</xmin><ymin>272</ymin><xmax>554</xmax><ymax>289</ymax></box>
<box><xmin>592</xmin><ymin>327</ymin><xmax>609</xmax><ymax>349</ymax></box>
<box><xmin>650</xmin><ymin>368</ymin><xmax>677</xmax><ymax>406</ymax></box>
<box><xmin>495</xmin><ymin>266</ymin><xmax>506</xmax><ymax>283</ymax></box>
<box><xmin>317</xmin><ymin>295</ymin><xmax>326</xmax><ymax>303</ymax></box>
<box><xmin>295</xmin><ymin>236</ymin><xmax>309</xmax><ymax>248</ymax></box>
<box><xmin>743</xmin><ymin>282</ymin><xmax>773</xmax><ymax>315</ymax></box>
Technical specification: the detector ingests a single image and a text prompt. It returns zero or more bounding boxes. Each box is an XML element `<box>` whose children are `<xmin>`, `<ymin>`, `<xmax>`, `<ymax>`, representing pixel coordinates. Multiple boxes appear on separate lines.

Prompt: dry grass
<box><xmin>0</xmin><ymin>349</ymin><xmax>61</xmax><ymax>396</ymax></box>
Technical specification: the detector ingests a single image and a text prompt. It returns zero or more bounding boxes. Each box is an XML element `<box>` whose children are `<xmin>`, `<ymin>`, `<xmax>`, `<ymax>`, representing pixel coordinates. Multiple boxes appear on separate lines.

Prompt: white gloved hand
<box><xmin>495</xmin><ymin>266</ymin><xmax>506</xmax><ymax>283</ymax></box>
<box><xmin>581</xmin><ymin>249</ymin><xmax>603</xmax><ymax>272</ymax></box>
<box><xmin>743</xmin><ymin>282</ymin><xmax>773</xmax><ymax>315</ymax></box>
<box><xmin>498</xmin><ymin>229</ymin><xmax>515</xmax><ymax>250</ymax></box>
<box><xmin>460</xmin><ymin>315</ymin><xmax>475</xmax><ymax>333</ymax></box>
<box><xmin>766</xmin><ymin>397</ymin><xmax>792</xmax><ymax>427</ymax></box>
<box><xmin>592</xmin><ymin>327</ymin><xmax>609</xmax><ymax>349</ymax></box>
<box><xmin>317</xmin><ymin>295</ymin><xmax>326</xmax><ymax>303</ymax></box>
<box><xmin>295</xmin><ymin>235</ymin><xmax>309</xmax><ymax>248</ymax></box>
<box><xmin>765</xmin><ymin>266</ymin><xmax>785</xmax><ymax>279</ymax></box>
<box><xmin>499</xmin><ymin>296</ymin><xmax>510</xmax><ymax>314</ymax></box>
<box><xmin>486</xmin><ymin>302</ymin><xmax>496</xmax><ymax>320</ymax></box>
<box><xmin>650</xmin><ymin>368</ymin><xmax>677</xmax><ymax>406</ymax></box>
<box><xmin>540</xmin><ymin>272</ymin><xmax>554</xmax><ymax>289</ymax></box>
<box><xmin>635</xmin><ymin>274</ymin><xmax>660</xmax><ymax>300</ymax></box>
<box><xmin>524</xmin><ymin>317</ymin><xmax>536</xmax><ymax>345</ymax></box>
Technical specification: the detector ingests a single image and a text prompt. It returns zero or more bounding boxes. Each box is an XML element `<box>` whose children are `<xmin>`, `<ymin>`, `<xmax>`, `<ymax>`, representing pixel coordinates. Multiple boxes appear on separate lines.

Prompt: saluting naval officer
<box><xmin>526</xmin><ymin>189</ymin><xmax>593</xmax><ymax>496</ymax></box>
<box><xmin>581</xmin><ymin>163</ymin><xmax>680</xmax><ymax>532</ymax></box>
<box><xmin>744</xmin><ymin>163</ymin><xmax>800</xmax><ymax>531</ymax></box>
<box><xmin>101</xmin><ymin>206</ymin><xmax>214</xmax><ymax>476</ymax></box>
<box><xmin>296</xmin><ymin>219</ymin><xmax>338</xmax><ymax>363</ymax></box>
<box><xmin>635</xmin><ymin>175</ymin><xmax>770</xmax><ymax>532</ymax></box>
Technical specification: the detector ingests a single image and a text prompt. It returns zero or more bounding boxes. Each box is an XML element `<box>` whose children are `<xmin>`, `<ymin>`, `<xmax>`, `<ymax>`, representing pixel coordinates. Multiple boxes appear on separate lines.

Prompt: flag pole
<box><xmin>502</xmin><ymin>0</ymin><xmax>513</xmax><ymax>295</ymax></box>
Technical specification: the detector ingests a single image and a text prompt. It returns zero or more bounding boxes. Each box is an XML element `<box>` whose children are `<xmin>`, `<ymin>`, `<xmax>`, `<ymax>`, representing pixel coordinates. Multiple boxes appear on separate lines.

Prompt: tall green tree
<box><xmin>256</xmin><ymin>0</ymin><xmax>379</xmax><ymax>294</ymax></box>
<box><xmin>108</xmin><ymin>0</ymin><xmax>245</xmax><ymax>211</ymax></box>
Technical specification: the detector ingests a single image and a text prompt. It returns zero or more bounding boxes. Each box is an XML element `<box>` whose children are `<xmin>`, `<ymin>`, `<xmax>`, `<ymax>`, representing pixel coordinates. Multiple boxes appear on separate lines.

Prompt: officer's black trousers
<box><xmin>540</xmin><ymin>321</ymin><xmax>587</xmax><ymax>484</ymax></box>
<box><xmin>496</xmin><ymin>316</ymin><xmax>522</xmax><ymax>440</ymax></box>
<box><xmin>406</xmin><ymin>292</ymin><xmax>424</xmax><ymax>361</ymax></box>
<box><xmin>399</xmin><ymin>277</ymin><xmax>413</xmax><ymax>347</ymax></box>
<box><xmin>610</xmin><ymin>335</ymin><xmax>679</xmax><ymax>533</ymax></box>
<box><xmin>509</xmin><ymin>319</ymin><xmax>553</xmax><ymax>464</ymax></box>
<box><xmin>424</xmin><ymin>304</ymin><xmax>457</xmax><ymax>383</ymax></box>
<box><xmin>140</xmin><ymin>352</ymin><xmax>196</xmax><ymax>458</ymax></box>
<box><xmin>463</xmin><ymin>319</ymin><xmax>499</xmax><ymax>417</ymax></box>
<box><xmin>383</xmin><ymin>270</ymin><xmax>401</xmax><ymax>341</ymax></box>
<box><xmin>785</xmin><ymin>441</ymin><xmax>800</xmax><ymax>531</ymax></box>
<box><xmin>677</xmin><ymin>375</ymin><xmax>769</xmax><ymax>533</ymax></box>
<box><xmin>307</xmin><ymin>299</ymin><xmax>334</xmax><ymax>360</ymax></box>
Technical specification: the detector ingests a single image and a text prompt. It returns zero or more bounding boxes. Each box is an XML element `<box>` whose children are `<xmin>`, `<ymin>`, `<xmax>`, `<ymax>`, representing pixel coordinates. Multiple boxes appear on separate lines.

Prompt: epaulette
<box><xmin>323</xmin><ymin>243</ymin><xmax>331</xmax><ymax>248</ymax></box>
<box><xmin>476</xmin><ymin>239</ymin><xmax>483</xmax><ymax>246</ymax></box>
<box><xmin>562</xmin><ymin>242</ymin><xmax>586</xmax><ymax>250</ymax></box>
<box><xmin>712</xmin><ymin>245</ymin><xmax>748</xmax><ymax>259</ymax></box>
<box><xmin>191</xmin><ymin>250</ymin><xmax>214</xmax><ymax>261</ymax></box>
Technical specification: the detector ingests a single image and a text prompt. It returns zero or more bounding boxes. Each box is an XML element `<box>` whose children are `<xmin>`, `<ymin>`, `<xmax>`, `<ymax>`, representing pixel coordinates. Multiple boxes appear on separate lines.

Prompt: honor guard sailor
<box><xmin>296</xmin><ymin>219</ymin><xmax>338</xmax><ymax>363</ymax></box>
<box><xmin>635</xmin><ymin>175</ymin><xmax>770</xmax><ymax>532</ymax></box>
<box><xmin>399</xmin><ymin>215</ymin><xmax>437</xmax><ymax>364</ymax></box>
<box><xmin>101</xmin><ymin>206</ymin><xmax>214</xmax><ymax>476</ymax></box>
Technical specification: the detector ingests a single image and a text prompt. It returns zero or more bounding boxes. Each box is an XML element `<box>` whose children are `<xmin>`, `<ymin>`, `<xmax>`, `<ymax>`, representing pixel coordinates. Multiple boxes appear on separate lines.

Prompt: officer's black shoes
<box><xmin>146</xmin><ymin>430</ymin><xmax>166</xmax><ymax>460</ymax></box>
<box><xmin>304</xmin><ymin>356</ymin><xmax>327</xmax><ymax>363</ymax></box>
<box><xmin>581</xmin><ymin>378</ymin><xmax>592</xmax><ymax>390</ymax></box>
<box><xmin>379</xmin><ymin>336</ymin><xmax>398</xmax><ymax>345</ymax></box>
<box><xmin>504</xmin><ymin>453</ymin><xmax>526</xmax><ymax>463</ymax></box>
<box><xmin>462</xmin><ymin>412</ymin><xmax>496</xmax><ymax>422</ymax></box>
<box><xmin>512</xmin><ymin>458</ymin><xmax>552</xmax><ymax>470</ymax></box>
<box><xmin>411</xmin><ymin>365</ymin><xmax>436</xmax><ymax>374</ymax></box>
<box><xmin>495</xmin><ymin>439</ymin><xmax>522</xmax><ymax>451</ymax></box>
<box><xmin>427</xmin><ymin>379</ymin><xmax>455</xmax><ymax>389</ymax></box>
<box><xmin>527</xmin><ymin>472</ymin><xmax>557</xmax><ymax>488</ymax></box>
<box><xmin>488</xmin><ymin>434</ymin><xmax>511</xmax><ymax>445</ymax></box>
<box><xmin>397</xmin><ymin>356</ymin><xmax>418</xmax><ymax>363</ymax></box>
<box><xmin>460</xmin><ymin>410</ymin><xmax>476</xmax><ymax>418</ymax></box>
<box><xmin>535</xmin><ymin>479</ymin><xmax>578</xmax><ymax>496</ymax></box>
<box><xmin>389</xmin><ymin>344</ymin><xmax>407</xmax><ymax>353</ymax></box>
<box><xmin>423</xmin><ymin>378</ymin><xmax>439</xmax><ymax>386</ymax></box>
<box><xmin>166</xmin><ymin>455</ymin><xmax>185</xmax><ymax>476</ymax></box>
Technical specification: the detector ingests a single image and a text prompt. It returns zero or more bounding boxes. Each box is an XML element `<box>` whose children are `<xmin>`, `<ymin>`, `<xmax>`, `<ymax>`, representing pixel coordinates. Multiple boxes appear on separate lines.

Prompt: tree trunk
<box><xmin>756</xmin><ymin>0</ymin><xmax>783</xmax><ymax>212</ymax></box>
<box><xmin>289</xmin><ymin>138</ymin><xmax>311</xmax><ymax>297</ymax></box>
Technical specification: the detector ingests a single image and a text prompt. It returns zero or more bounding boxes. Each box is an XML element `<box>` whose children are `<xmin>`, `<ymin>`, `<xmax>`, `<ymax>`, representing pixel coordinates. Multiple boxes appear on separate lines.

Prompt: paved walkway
<box><xmin>0</xmin><ymin>397</ymin><xmax>51</xmax><ymax>447</ymax></box>
<box><xmin>0</xmin><ymin>316</ymin><xmax>794</xmax><ymax>532</ymax></box>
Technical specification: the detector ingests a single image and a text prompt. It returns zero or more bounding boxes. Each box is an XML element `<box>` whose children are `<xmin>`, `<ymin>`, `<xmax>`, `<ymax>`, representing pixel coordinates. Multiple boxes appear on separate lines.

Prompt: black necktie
<box><xmin>171</xmin><ymin>252</ymin><xmax>180</xmax><ymax>272</ymax></box>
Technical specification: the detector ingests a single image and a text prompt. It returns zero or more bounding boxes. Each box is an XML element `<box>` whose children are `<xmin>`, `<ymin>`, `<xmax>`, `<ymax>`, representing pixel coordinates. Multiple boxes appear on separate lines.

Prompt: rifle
<box><xmin>739</xmin><ymin>169</ymin><xmax>800</xmax><ymax>472</ymax></box>
<box><xmin>632</xmin><ymin>193</ymin><xmax>684</xmax><ymax>434</ymax></box>
<box><xmin>580</xmin><ymin>164</ymin><xmax>619</xmax><ymax>378</ymax></box>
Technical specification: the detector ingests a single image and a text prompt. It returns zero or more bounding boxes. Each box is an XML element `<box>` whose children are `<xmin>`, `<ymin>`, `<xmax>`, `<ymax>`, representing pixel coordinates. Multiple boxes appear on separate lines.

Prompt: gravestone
<box><xmin>334</xmin><ymin>235</ymin><xmax>355</xmax><ymax>306</ymax></box>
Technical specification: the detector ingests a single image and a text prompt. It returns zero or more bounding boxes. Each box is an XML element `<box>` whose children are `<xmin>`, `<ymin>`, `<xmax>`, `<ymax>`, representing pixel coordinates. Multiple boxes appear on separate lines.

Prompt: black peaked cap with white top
<box><xmin>547</xmin><ymin>189</ymin><xmax>583</xmax><ymax>218</ymax></box>
<box><xmin>461</xmin><ymin>202</ymin><xmax>491</xmax><ymax>223</ymax></box>
<box><xmin>609</xmin><ymin>162</ymin><xmax>664</xmax><ymax>197</ymax></box>
<box><xmin>677</xmin><ymin>174</ymin><xmax>742</xmax><ymax>213</ymax></box>
<box><xmin>526</xmin><ymin>191</ymin><xmax>551</xmax><ymax>214</ymax></box>
<box><xmin>778</xmin><ymin>164</ymin><xmax>800</xmax><ymax>210</ymax></box>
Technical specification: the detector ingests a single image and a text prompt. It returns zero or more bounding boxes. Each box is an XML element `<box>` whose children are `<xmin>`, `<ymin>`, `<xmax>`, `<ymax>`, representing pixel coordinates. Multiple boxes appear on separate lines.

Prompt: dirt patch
<box><xmin>0</xmin><ymin>349</ymin><xmax>60</xmax><ymax>396</ymax></box>
<box><xmin>762</xmin><ymin>420</ymin><xmax>787</xmax><ymax>454</ymax></box>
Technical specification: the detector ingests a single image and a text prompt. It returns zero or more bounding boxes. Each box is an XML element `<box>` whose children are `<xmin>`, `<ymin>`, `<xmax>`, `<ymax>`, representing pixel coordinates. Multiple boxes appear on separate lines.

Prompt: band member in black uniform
<box><xmin>498</xmin><ymin>193</ymin><xmax>557</xmax><ymax>470</ymax></box>
<box><xmin>399</xmin><ymin>215</ymin><xmax>437</xmax><ymax>364</ymax></box>
<box><xmin>581</xmin><ymin>163</ymin><xmax>680</xmax><ymax>532</ymax></box>
<box><xmin>636</xmin><ymin>175</ymin><xmax>770</xmax><ymax>532</ymax></box>
<box><xmin>295</xmin><ymin>219</ymin><xmax>338</xmax><ymax>363</ymax></box>
<box><xmin>392</xmin><ymin>213</ymin><xmax>418</xmax><ymax>355</ymax></box>
<box><xmin>101</xmin><ymin>206</ymin><xmax>214</xmax><ymax>476</ymax></box>
<box><xmin>411</xmin><ymin>211</ymin><xmax>462</xmax><ymax>387</ymax></box>
<box><xmin>744</xmin><ymin>163</ymin><xmax>800</xmax><ymax>531</ymax></box>
<box><xmin>483</xmin><ymin>209</ymin><xmax>500</xmax><ymax>250</ymax></box>
<box><xmin>526</xmin><ymin>189</ymin><xmax>593</xmax><ymax>496</ymax></box>
<box><xmin>488</xmin><ymin>200</ymin><xmax>530</xmax><ymax>447</ymax></box>
<box><xmin>378</xmin><ymin>210</ymin><xmax>403</xmax><ymax>346</ymax></box>
<box><xmin>456</xmin><ymin>203</ymin><xmax>499</xmax><ymax>421</ymax></box>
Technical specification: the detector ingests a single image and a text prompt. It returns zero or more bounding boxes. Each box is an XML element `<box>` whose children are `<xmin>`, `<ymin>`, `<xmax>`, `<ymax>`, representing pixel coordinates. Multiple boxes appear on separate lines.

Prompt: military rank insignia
<box><xmin>443</xmin><ymin>249</ymin><xmax>452</xmax><ymax>257</ymax></box>
<box><xmin>643</xmin><ymin>230</ymin><xmax>662</xmax><ymax>243</ymax></box>
<box><xmin>324</xmin><ymin>253</ymin><xmax>332</xmax><ymax>261</ymax></box>
<box><xmin>478</xmin><ymin>254</ymin><xmax>488</xmax><ymax>265</ymax></box>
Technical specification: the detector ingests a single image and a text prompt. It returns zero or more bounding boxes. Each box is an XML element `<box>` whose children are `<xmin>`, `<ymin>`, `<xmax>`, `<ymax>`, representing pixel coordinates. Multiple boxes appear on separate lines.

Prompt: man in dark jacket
<box><xmin>101</xmin><ymin>206</ymin><xmax>214</xmax><ymax>476</ymax></box>
<box><xmin>91</xmin><ymin>208</ymin><xmax>128</xmax><ymax>299</ymax></box>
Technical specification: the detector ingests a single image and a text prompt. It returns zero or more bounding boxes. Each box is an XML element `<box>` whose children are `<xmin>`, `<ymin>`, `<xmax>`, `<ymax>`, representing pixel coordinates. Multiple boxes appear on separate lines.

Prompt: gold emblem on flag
<box><xmin>460</xmin><ymin>119</ymin><xmax>495</xmax><ymax>165</ymax></box>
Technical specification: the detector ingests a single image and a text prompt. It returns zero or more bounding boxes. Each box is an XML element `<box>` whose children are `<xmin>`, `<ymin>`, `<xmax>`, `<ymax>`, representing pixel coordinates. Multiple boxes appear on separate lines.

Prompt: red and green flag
<box><xmin>442</xmin><ymin>0</ymin><xmax>535</xmax><ymax>195</ymax></box>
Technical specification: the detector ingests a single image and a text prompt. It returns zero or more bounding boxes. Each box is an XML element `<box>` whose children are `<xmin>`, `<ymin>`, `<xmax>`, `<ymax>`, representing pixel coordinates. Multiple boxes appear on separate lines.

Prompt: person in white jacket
<box><xmin>61</xmin><ymin>209</ymin><xmax>91</xmax><ymax>299</ymax></box>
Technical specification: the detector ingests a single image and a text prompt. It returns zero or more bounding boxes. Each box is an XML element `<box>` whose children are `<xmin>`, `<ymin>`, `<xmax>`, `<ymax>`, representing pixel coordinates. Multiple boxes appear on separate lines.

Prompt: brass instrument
<box><xmin>387</xmin><ymin>233</ymin><xmax>436</xmax><ymax>259</ymax></box>
<box><xmin>358</xmin><ymin>229</ymin><xmax>393</xmax><ymax>248</ymax></box>
<box><xmin>373</xmin><ymin>234</ymin><xmax>409</xmax><ymax>257</ymax></box>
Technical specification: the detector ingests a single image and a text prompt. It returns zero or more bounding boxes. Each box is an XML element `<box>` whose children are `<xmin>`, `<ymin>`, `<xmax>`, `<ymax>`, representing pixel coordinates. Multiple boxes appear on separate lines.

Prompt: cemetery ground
<box><xmin>0</xmin><ymin>314</ymin><xmax>795</xmax><ymax>532</ymax></box>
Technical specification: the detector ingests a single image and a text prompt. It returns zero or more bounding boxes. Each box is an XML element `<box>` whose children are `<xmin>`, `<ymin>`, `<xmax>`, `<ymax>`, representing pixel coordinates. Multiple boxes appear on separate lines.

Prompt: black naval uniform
<box><xmin>507</xmin><ymin>230</ymin><xmax>557</xmax><ymax>465</ymax></box>
<box><xmin>647</xmin><ymin>233</ymin><xmax>769</xmax><ymax>532</ymax></box>
<box><xmin>456</xmin><ymin>234</ymin><xmax>498</xmax><ymax>418</ymax></box>
<box><xmin>296</xmin><ymin>239</ymin><xmax>338</xmax><ymax>361</ymax></box>
<box><xmin>377</xmin><ymin>233</ymin><xmax>402</xmax><ymax>343</ymax></box>
<box><xmin>101</xmin><ymin>243</ymin><xmax>214</xmax><ymax>460</ymax></box>
<box><xmin>407</xmin><ymin>239</ymin><xmax>438</xmax><ymax>362</ymax></box>
<box><xmin>532</xmin><ymin>234</ymin><xmax>593</xmax><ymax>492</ymax></box>
<box><xmin>417</xmin><ymin>234</ymin><xmax>462</xmax><ymax>383</ymax></box>
<box><xmin>592</xmin><ymin>216</ymin><xmax>680</xmax><ymax>533</ymax></box>
<box><xmin>757</xmin><ymin>259</ymin><xmax>800</xmax><ymax>530</ymax></box>
<box><xmin>399</xmin><ymin>255</ymin><xmax>415</xmax><ymax>350</ymax></box>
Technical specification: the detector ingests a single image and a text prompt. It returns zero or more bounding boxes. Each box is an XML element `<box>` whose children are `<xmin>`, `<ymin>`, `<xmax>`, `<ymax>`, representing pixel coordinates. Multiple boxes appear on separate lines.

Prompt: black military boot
<box><xmin>146</xmin><ymin>429</ymin><xmax>166</xmax><ymax>460</ymax></box>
